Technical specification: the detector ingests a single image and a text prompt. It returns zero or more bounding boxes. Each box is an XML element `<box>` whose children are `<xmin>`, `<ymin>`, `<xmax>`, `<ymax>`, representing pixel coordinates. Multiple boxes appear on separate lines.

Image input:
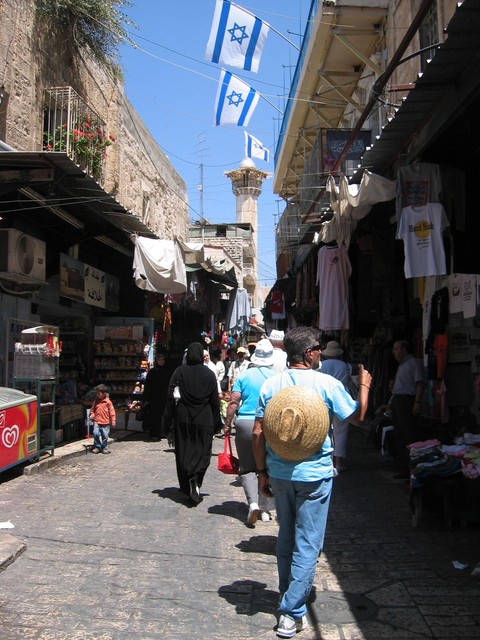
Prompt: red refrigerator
<box><xmin>0</xmin><ymin>387</ymin><xmax>38</xmax><ymax>473</ymax></box>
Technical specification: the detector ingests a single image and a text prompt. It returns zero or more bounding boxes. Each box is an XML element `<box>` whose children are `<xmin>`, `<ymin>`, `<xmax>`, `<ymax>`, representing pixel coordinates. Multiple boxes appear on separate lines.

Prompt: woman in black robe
<box><xmin>166</xmin><ymin>342</ymin><xmax>222</xmax><ymax>503</ymax></box>
<box><xmin>142</xmin><ymin>351</ymin><xmax>172</xmax><ymax>440</ymax></box>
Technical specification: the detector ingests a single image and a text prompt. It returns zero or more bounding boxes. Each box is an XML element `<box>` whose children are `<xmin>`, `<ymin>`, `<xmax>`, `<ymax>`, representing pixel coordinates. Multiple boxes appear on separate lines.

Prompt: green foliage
<box><xmin>35</xmin><ymin>0</ymin><xmax>136</xmax><ymax>73</ymax></box>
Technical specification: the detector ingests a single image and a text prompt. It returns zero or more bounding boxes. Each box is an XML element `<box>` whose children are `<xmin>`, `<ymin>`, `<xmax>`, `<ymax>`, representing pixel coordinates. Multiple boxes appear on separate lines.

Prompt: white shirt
<box><xmin>396</xmin><ymin>203</ymin><xmax>449</xmax><ymax>278</ymax></box>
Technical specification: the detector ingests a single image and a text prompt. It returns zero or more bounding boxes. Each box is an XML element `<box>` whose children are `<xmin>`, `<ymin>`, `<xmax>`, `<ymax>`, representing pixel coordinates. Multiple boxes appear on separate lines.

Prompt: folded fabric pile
<box><xmin>411</xmin><ymin>455</ymin><xmax>462</xmax><ymax>483</ymax></box>
<box><xmin>441</xmin><ymin>433</ymin><xmax>480</xmax><ymax>479</ymax></box>
<box><xmin>408</xmin><ymin>439</ymin><xmax>442</xmax><ymax>465</ymax></box>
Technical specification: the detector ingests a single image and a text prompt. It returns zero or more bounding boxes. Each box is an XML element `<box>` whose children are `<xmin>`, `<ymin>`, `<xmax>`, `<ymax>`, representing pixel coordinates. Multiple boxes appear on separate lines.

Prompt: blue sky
<box><xmin>119</xmin><ymin>1</ymin><xmax>311</xmax><ymax>287</ymax></box>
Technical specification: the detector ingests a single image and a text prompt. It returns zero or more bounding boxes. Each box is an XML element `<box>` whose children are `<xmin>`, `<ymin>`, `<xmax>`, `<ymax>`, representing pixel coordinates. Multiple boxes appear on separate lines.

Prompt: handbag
<box><xmin>217</xmin><ymin>434</ymin><xmax>240</xmax><ymax>475</ymax></box>
<box><xmin>135</xmin><ymin>402</ymin><xmax>148</xmax><ymax>422</ymax></box>
<box><xmin>173</xmin><ymin>385</ymin><xmax>181</xmax><ymax>403</ymax></box>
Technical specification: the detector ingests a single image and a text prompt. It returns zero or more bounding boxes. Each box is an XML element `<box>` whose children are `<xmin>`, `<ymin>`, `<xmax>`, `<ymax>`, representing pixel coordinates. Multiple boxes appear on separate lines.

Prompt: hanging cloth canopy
<box><xmin>133</xmin><ymin>237</ymin><xmax>187</xmax><ymax>294</ymax></box>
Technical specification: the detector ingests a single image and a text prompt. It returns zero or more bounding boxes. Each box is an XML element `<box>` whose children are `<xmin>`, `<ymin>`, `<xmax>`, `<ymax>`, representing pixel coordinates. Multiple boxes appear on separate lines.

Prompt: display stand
<box><xmin>12</xmin><ymin>377</ymin><xmax>57</xmax><ymax>456</ymax></box>
<box><xmin>92</xmin><ymin>317</ymin><xmax>154</xmax><ymax>428</ymax></box>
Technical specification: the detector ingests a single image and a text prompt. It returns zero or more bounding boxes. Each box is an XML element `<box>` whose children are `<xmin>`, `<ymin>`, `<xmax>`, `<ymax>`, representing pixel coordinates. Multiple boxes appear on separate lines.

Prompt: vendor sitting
<box><xmin>76</xmin><ymin>380</ymin><xmax>97</xmax><ymax>408</ymax></box>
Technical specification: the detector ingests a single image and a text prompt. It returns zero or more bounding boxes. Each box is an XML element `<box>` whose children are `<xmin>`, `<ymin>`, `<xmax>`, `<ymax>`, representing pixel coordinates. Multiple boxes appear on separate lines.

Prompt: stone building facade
<box><xmin>0</xmin><ymin>0</ymin><xmax>188</xmax><ymax>241</ymax></box>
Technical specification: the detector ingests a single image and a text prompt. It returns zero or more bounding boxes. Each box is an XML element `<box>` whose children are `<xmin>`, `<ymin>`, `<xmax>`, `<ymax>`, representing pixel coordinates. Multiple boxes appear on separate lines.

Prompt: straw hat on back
<box><xmin>263</xmin><ymin>386</ymin><xmax>330</xmax><ymax>461</ymax></box>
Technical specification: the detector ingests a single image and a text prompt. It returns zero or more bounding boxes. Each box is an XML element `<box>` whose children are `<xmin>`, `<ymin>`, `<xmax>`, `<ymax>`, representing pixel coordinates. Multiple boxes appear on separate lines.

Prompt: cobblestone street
<box><xmin>0</xmin><ymin>427</ymin><xmax>479</xmax><ymax>639</ymax></box>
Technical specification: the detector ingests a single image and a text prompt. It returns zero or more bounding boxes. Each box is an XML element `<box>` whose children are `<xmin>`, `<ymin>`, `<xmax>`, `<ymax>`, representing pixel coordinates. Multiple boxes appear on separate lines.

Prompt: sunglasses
<box><xmin>306</xmin><ymin>344</ymin><xmax>322</xmax><ymax>353</ymax></box>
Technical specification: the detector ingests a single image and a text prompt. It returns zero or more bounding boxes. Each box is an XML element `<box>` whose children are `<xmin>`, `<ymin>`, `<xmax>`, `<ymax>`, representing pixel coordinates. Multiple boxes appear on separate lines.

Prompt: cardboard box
<box><xmin>42</xmin><ymin>428</ymin><xmax>63</xmax><ymax>445</ymax></box>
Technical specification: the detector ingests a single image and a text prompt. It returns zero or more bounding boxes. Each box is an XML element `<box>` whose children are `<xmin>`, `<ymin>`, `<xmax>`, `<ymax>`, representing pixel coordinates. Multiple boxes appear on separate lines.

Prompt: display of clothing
<box><xmin>316</xmin><ymin>244</ymin><xmax>352</xmax><ymax>330</ymax></box>
<box><xmin>462</xmin><ymin>275</ymin><xmax>476</xmax><ymax>319</ymax></box>
<box><xmin>448</xmin><ymin>273</ymin><xmax>463</xmax><ymax>314</ymax></box>
<box><xmin>395</xmin><ymin>162</ymin><xmax>442</xmax><ymax>216</ymax></box>
<box><xmin>225</xmin><ymin>287</ymin><xmax>251</xmax><ymax>334</ymax></box>
<box><xmin>396</xmin><ymin>203</ymin><xmax>449</xmax><ymax>278</ymax></box>
<box><xmin>269</xmin><ymin>289</ymin><xmax>286</xmax><ymax>319</ymax></box>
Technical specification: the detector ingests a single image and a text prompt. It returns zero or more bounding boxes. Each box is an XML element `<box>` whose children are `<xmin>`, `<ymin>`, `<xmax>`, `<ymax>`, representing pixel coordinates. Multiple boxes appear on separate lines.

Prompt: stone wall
<box><xmin>387</xmin><ymin>0</ymin><xmax>458</xmax><ymax>90</ymax></box>
<box><xmin>0</xmin><ymin>0</ymin><xmax>188</xmax><ymax>241</ymax></box>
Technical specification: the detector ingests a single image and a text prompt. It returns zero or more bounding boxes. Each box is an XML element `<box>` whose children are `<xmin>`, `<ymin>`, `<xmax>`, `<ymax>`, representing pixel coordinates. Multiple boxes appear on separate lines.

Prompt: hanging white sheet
<box><xmin>133</xmin><ymin>237</ymin><xmax>187</xmax><ymax>294</ymax></box>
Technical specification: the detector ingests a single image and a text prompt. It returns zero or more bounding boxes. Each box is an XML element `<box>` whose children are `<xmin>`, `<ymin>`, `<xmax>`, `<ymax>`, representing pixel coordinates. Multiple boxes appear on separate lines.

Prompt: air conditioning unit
<box><xmin>0</xmin><ymin>229</ymin><xmax>46</xmax><ymax>282</ymax></box>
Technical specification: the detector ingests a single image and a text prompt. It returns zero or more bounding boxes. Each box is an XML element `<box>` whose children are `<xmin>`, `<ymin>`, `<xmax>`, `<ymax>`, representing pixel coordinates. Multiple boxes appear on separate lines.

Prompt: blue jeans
<box><xmin>93</xmin><ymin>424</ymin><xmax>110</xmax><ymax>451</ymax></box>
<box><xmin>270</xmin><ymin>477</ymin><xmax>333</xmax><ymax>619</ymax></box>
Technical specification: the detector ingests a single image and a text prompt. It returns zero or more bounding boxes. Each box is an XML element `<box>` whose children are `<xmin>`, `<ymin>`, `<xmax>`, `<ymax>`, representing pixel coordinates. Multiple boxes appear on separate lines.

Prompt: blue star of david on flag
<box><xmin>214</xmin><ymin>70</ymin><xmax>259</xmax><ymax>126</ymax></box>
<box><xmin>205</xmin><ymin>0</ymin><xmax>269</xmax><ymax>73</ymax></box>
<box><xmin>228</xmin><ymin>22</ymin><xmax>249</xmax><ymax>46</ymax></box>
<box><xmin>227</xmin><ymin>90</ymin><xmax>244</xmax><ymax>107</ymax></box>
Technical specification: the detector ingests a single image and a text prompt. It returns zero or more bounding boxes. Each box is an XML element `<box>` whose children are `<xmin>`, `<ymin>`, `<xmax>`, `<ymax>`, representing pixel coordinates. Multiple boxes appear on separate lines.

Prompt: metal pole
<box><xmin>330</xmin><ymin>0</ymin><xmax>437</xmax><ymax>173</ymax></box>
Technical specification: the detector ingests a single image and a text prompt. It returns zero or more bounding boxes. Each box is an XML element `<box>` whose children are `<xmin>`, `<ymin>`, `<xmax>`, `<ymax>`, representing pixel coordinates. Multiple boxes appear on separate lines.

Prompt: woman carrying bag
<box><xmin>223</xmin><ymin>338</ymin><xmax>276</xmax><ymax>526</ymax></box>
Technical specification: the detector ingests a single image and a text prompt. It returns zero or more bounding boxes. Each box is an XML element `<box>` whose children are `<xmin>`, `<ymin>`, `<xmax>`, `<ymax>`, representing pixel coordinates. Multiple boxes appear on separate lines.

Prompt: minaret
<box><xmin>224</xmin><ymin>158</ymin><xmax>268</xmax><ymax>307</ymax></box>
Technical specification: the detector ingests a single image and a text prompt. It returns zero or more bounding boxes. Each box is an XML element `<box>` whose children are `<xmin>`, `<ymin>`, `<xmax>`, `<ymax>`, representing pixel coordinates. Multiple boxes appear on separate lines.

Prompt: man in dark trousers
<box><xmin>390</xmin><ymin>340</ymin><xmax>425</xmax><ymax>479</ymax></box>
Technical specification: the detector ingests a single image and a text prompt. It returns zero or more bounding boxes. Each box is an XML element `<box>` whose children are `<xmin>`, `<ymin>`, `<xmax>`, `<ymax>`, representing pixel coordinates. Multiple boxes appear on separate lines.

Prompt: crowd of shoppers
<box><xmin>119</xmin><ymin>327</ymin><xmax>374</xmax><ymax>637</ymax></box>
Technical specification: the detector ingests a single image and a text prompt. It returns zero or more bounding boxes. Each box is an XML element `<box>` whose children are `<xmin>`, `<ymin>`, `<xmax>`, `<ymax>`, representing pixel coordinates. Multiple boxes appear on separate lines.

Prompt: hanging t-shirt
<box><xmin>462</xmin><ymin>275</ymin><xmax>477</xmax><ymax>319</ymax></box>
<box><xmin>396</xmin><ymin>162</ymin><xmax>442</xmax><ymax>217</ymax></box>
<box><xmin>396</xmin><ymin>203</ymin><xmax>449</xmax><ymax>278</ymax></box>
<box><xmin>316</xmin><ymin>244</ymin><xmax>352</xmax><ymax>330</ymax></box>
<box><xmin>448</xmin><ymin>273</ymin><xmax>463</xmax><ymax>314</ymax></box>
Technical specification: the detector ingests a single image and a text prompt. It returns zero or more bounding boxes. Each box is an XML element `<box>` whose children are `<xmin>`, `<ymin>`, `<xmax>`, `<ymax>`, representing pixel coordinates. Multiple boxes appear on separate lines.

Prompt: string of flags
<box><xmin>244</xmin><ymin>131</ymin><xmax>270</xmax><ymax>162</ymax></box>
<box><xmin>205</xmin><ymin>0</ymin><xmax>270</xmax><ymax>73</ymax></box>
<box><xmin>206</xmin><ymin>0</ymin><xmax>273</xmax><ymax>162</ymax></box>
<box><xmin>214</xmin><ymin>69</ymin><xmax>259</xmax><ymax>127</ymax></box>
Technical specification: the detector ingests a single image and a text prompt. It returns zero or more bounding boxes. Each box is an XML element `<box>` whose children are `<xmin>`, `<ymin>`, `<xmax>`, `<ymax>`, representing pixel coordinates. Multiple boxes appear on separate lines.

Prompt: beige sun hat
<box><xmin>263</xmin><ymin>386</ymin><xmax>330</xmax><ymax>461</ymax></box>
<box><xmin>322</xmin><ymin>341</ymin><xmax>343</xmax><ymax>358</ymax></box>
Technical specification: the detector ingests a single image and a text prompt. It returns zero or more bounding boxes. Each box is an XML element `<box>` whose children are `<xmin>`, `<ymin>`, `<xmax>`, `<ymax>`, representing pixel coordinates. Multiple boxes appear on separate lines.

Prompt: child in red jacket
<box><xmin>89</xmin><ymin>385</ymin><xmax>116</xmax><ymax>454</ymax></box>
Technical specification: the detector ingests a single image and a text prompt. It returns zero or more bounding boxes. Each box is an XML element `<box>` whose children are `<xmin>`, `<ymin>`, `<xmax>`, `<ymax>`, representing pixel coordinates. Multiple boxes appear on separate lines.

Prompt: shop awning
<box><xmin>274</xmin><ymin>0</ymin><xmax>389</xmax><ymax>200</ymax></box>
<box><xmin>356</xmin><ymin>0</ymin><xmax>480</xmax><ymax>176</ymax></box>
<box><xmin>0</xmin><ymin>151</ymin><xmax>156</xmax><ymax>256</ymax></box>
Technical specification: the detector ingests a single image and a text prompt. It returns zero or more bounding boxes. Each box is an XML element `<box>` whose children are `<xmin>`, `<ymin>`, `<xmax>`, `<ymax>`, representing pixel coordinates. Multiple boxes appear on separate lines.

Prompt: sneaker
<box><xmin>189</xmin><ymin>478</ymin><xmax>201</xmax><ymax>503</ymax></box>
<box><xmin>91</xmin><ymin>448</ymin><xmax>100</xmax><ymax>454</ymax></box>
<box><xmin>295</xmin><ymin>616</ymin><xmax>308</xmax><ymax>632</ymax></box>
<box><xmin>260</xmin><ymin>511</ymin><xmax>271</xmax><ymax>522</ymax></box>
<box><xmin>276</xmin><ymin>614</ymin><xmax>308</xmax><ymax>638</ymax></box>
<box><xmin>101</xmin><ymin>449</ymin><xmax>111</xmax><ymax>454</ymax></box>
<box><xmin>247</xmin><ymin>503</ymin><xmax>260</xmax><ymax>526</ymax></box>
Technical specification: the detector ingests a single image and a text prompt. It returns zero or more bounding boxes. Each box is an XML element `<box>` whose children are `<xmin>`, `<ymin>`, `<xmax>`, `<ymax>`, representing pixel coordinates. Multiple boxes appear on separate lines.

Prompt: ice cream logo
<box><xmin>2</xmin><ymin>424</ymin><xmax>19</xmax><ymax>448</ymax></box>
<box><xmin>409</xmin><ymin>220</ymin><xmax>433</xmax><ymax>239</ymax></box>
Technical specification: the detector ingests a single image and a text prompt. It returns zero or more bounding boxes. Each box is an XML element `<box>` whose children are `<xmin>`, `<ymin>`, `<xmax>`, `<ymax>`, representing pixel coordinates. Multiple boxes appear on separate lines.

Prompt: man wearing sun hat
<box><xmin>320</xmin><ymin>340</ymin><xmax>356</xmax><ymax>473</ymax></box>
<box><xmin>269</xmin><ymin>329</ymin><xmax>288</xmax><ymax>374</ymax></box>
<box><xmin>253</xmin><ymin>326</ymin><xmax>372</xmax><ymax>638</ymax></box>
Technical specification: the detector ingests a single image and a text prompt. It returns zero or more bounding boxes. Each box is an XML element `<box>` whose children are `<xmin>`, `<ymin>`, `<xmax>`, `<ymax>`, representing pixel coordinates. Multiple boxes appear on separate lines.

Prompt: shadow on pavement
<box><xmin>151</xmin><ymin>486</ymin><xmax>197</xmax><ymax>507</ymax></box>
<box><xmin>235</xmin><ymin>534</ymin><xmax>277</xmax><ymax>556</ymax></box>
<box><xmin>218</xmin><ymin>579</ymin><xmax>278</xmax><ymax>616</ymax></box>
<box><xmin>208</xmin><ymin>499</ymin><xmax>248</xmax><ymax>523</ymax></box>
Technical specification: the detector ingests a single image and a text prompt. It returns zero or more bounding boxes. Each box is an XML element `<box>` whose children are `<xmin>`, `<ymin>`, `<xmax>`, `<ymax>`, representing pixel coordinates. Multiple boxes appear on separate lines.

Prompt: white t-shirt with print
<box><xmin>396</xmin><ymin>203</ymin><xmax>449</xmax><ymax>278</ymax></box>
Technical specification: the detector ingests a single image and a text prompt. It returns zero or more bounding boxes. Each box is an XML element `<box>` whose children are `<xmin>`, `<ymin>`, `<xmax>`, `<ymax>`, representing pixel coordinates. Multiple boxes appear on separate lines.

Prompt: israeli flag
<box><xmin>245</xmin><ymin>131</ymin><xmax>270</xmax><ymax>162</ymax></box>
<box><xmin>206</xmin><ymin>0</ymin><xmax>269</xmax><ymax>73</ymax></box>
<box><xmin>214</xmin><ymin>70</ymin><xmax>259</xmax><ymax>127</ymax></box>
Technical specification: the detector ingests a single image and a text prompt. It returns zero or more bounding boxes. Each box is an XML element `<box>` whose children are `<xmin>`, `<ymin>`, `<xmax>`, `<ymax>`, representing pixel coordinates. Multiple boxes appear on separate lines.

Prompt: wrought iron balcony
<box><xmin>42</xmin><ymin>87</ymin><xmax>114</xmax><ymax>183</ymax></box>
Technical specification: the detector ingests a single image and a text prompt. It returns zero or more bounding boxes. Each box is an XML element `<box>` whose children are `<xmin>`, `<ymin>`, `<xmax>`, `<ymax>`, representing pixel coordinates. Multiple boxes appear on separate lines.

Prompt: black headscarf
<box><xmin>175</xmin><ymin>342</ymin><xmax>217</xmax><ymax>405</ymax></box>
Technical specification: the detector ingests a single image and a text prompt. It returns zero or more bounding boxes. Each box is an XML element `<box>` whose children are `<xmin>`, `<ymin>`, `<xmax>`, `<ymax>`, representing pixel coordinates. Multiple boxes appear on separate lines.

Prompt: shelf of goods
<box><xmin>57</xmin><ymin>317</ymin><xmax>88</xmax><ymax>382</ymax></box>
<box><xmin>93</xmin><ymin>339</ymin><xmax>149</xmax><ymax>409</ymax></box>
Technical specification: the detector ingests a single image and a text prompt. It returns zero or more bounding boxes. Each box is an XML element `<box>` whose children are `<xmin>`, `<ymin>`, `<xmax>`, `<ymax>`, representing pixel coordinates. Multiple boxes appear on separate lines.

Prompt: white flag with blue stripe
<box><xmin>206</xmin><ymin>0</ymin><xmax>269</xmax><ymax>73</ymax></box>
<box><xmin>214</xmin><ymin>69</ymin><xmax>259</xmax><ymax>126</ymax></box>
<box><xmin>245</xmin><ymin>131</ymin><xmax>270</xmax><ymax>162</ymax></box>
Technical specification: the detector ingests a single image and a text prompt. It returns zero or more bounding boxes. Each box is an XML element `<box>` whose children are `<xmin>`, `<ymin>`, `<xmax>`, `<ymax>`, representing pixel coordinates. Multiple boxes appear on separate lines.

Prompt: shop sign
<box><xmin>60</xmin><ymin>253</ymin><xmax>119</xmax><ymax>310</ymax></box>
